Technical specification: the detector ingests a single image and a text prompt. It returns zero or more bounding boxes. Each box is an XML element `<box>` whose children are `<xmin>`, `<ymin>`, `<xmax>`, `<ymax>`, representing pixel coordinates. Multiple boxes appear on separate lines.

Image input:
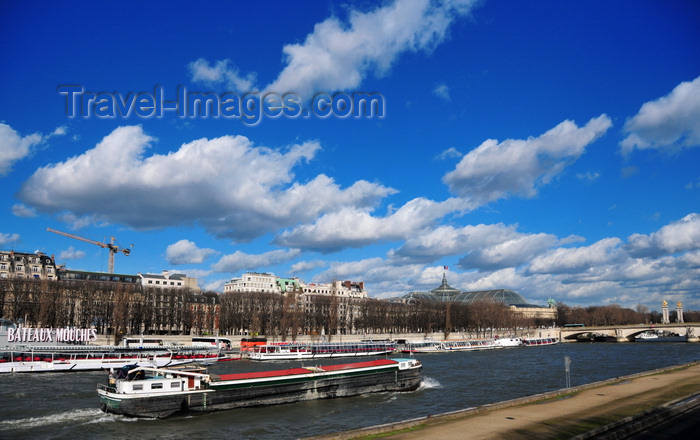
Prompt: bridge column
<box><xmin>614</xmin><ymin>328</ymin><xmax>629</xmax><ymax>342</ymax></box>
<box><xmin>686</xmin><ymin>327</ymin><xmax>699</xmax><ymax>343</ymax></box>
<box><xmin>661</xmin><ymin>300</ymin><xmax>670</xmax><ymax>324</ymax></box>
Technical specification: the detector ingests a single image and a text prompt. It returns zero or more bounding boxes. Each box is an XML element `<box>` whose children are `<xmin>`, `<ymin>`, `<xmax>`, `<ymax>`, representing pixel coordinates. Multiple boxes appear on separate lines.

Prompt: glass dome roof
<box><xmin>402</xmin><ymin>274</ymin><xmax>534</xmax><ymax>307</ymax></box>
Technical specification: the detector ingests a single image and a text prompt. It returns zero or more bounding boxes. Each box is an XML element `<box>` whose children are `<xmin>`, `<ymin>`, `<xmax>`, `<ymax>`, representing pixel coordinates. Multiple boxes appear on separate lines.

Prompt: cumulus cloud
<box><xmin>443</xmin><ymin>115</ymin><xmax>612</xmax><ymax>206</ymax></box>
<box><xmin>17</xmin><ymin>125</ymin><xmax>394</xmax><ymax>241</ymax></box>
<box><xmin>58</xmin><ymin>246</ymin><xmax>86</xmax><ymax>260</ymax></box>
<box><xmin>212</xmin><ymin>248</ymin><xmax>301</xmax><ymax>273</ymax></box>
<box><xmin>315</xmin><ymin>257</ymin><xmax>425</xmax><ymax>286</ymax></box>
<box><xmin>0</xmin><ymin>122</ymin><xmax>44</xmax><ymax>176</ymax></box>
<box><xmin>188</xmin><ymin>58</ymin><xmax>257</xmax><ymax>92</ymax></box>
<box><xmin>274</xmin><ymin>197</ymin><xmax>469</xmax><ymax>252</ymax></box>
<box><xmin>166</xmin><ymin>239</ymin><xmax>217</xmax><ymax>265</ymax></box>
<box><xmin>626</xmin><ymin>213</ymin><xmax>700</xmax><ymax>258</ymax></box>
<box><xmin>0</xmin><ymin>232</ymin><xmax>20</xmax><ymax>246</ymax></box>
<box><xmin>621</xmin><ymin>75</ymin><xmax>700</xmax><ymax>154</ymax></box>
<box><xmin>191</xmin><ymin>0</ymin><xmax>479</xmax><ymax>101</ymax></box>
<box><xmin>12</xmin><ymin>203</ymin><xmax>37</xmax><ymax>218</ymax></box>
<box><xmin>389</xmin><ymin>223</ymin><xmax>559</xmax><ymax>268</ymax></box>
<box><xmin>528</xmin><ymin>237</ymin><xmax>624</xmax><ymax>274</ymax></box>
<box><xmin>576</xmin><ymin>171</ymin><xmax>600</xmax><ymax>182</ymax></box>
<box><xmin>435</xmin><ymin>147</ymin><xmax>462</xmax><ymax>160</ymax></box>
<box><xmin>433</xmin><ymin>83</ymin><xmax>450</xmax><ymax>101</ymax></box>
<box><xmin>290</xmin><ymin>260</ymin><xmax>327</xmax><ymax>274</ymax></box>
<box><xmin>51</xmin><ymin>126</ymin><xmax>68</xmax><ymax>137</ymax></box>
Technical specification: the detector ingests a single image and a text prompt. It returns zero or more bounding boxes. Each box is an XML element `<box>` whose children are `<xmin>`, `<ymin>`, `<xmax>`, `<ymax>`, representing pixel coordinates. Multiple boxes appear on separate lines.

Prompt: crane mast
<box><xmin>47</xmin><ymin>227</ymin><xmax>131</xmax><ymax>273</ymax></box>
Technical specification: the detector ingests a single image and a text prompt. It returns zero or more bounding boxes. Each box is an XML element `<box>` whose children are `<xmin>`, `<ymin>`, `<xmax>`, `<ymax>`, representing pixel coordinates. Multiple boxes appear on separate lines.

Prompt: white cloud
<box><xmin>576</xmin><ymin>171</ymin><xmax>600</xmax><ymax>182</ymax></box>
<box><xmin>274</xmin><ymin>197</ymin><xmax>469</xmax><ymax>251</ymax></box>
<box><xmin>17</xmin><ymin>125</ymin><xmax>395</xmax><ymax>241</ymax></box>
<box><xmin>267</xmin><ymin>0</ymin><xmax>478</xmax><ymax>99</ymax></box>
<box><xmin>166</xmin><ymin>239</ymin><xmax>217</xmax><ymax>265</ymax></box>
<box><xmin>458</xmin><ymin>232</ymin><xmax>561</xmax><ymax>270</ymax></box>
<box><xmin>435</xmin><ymin>147</ymin><xmax>462</xmax><ymax>160</ymax></box>
<box><xmin>621</xmin><ymin>75</ymin><xmax>700</xmax><ymax>154</ymax></box>
<box><xmin>443</xmin><ymin>115</ymin><xmax>612</xmax><ymax>206</ymax></box>
<box><xmin>188</xmin><ymin>58</ymin><xmax>257</xmax><ymax>92</ymax></box>
<box><xmin>192</xmin><ymin>0</ymin><xmax>479</xmax><ymax>101</ymax></box>
<box><xmin>315</xmin><ymin>257</ymin><xmax>425</xmax><ymax>286</ymax></box>
<box><xmin>290</xmin><ymin>260</ymin><xmax>327</xmax><ymax>274</ymax></box>
<box><xmin>528</xmin><ymin>237</ymin><xmax>624</xmax><ymax>274</ymax></box>
<box><xmin>58</xmin><ymin>246</ymin><xmax>86</xmax><ymax>260</ymax></box>
<box><xmin>626</xmin><ymin>213</ymin><xmax>700</xmax><ymax>258</ymax></box>
<box><xmin>0</xmin><ymin>232</ymin><xmax>20</xmax><ymax>246</ymax></box>
<box><xmin>12</xmin><ymin>203</ymin><xmax>37</xmax><ymax>218</ymax></box>
<box><xmin>204</xmin><ymin>278</ymin><xmax>228</xmax><ymax>292</ymax></box>
<box><xmin>212</xmin><ymin>248</ymin><xmax>301</xmax><ymax>273</ymax></box>
<box><xmin>433</xmin><ymin>83</ymin><xmax>450</xmax><ymax>101</ymax></box>
<box><xmin>0</xmin><ymin>122</ymin><xmax>43</xmax><ymax>176</ymax></box>
<box><xmin>389</xmin><ymin>223</ymin><xmax>559</xmax><ymax>268</ymax></box>
<box><xmin>50</xmin><ymin>126</ymin><xmax>68</xmax><ymax>137</ymax></box>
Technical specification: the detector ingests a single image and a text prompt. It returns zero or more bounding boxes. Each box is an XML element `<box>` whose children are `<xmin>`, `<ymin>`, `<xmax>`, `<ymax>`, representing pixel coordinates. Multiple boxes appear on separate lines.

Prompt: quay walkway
<box><xmin>307</xmin><ymin>361</ymin><xmax>700</xmax><ymax>440</ymax></box>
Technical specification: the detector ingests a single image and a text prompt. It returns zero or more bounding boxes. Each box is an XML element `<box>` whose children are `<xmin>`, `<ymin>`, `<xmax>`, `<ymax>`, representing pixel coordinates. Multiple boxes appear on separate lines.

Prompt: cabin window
<box><xmin>171</xmin><ymin>382</ymin><xmax>181</xmax><ymax>389</ymax></box>
<box><xmin>151</xmin><ymin>383</ymin><xmax>163</xmax><ymax>389</ymax></box>
<box><xmin>133</xmin><ymin>384</ymin><xmax>143</xmax><ymax>391</ymax></box>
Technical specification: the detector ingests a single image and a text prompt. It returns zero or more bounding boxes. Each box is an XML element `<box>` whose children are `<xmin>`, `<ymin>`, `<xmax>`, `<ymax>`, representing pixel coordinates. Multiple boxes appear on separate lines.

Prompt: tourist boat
<box><xmin>248</xmin><ymin>340</ymin><xmax>397</xmax><ymax>361</ymax></box>
<box><xmin>635</xmin><ymin>331</ymin><xmax>659</xmax><ymax>340</ymax></box>
<box><xmin>521</xmin><ymin>337</ymin><xmax>558</xmax><ymax>346</ymax></box>
<box><xmin>0</xmin><ymin>349</ymin><xmax>222</xmax><ymax>373</ymax></box>
<box><xmin>442</xmin><ymin>338</ymin><xmax>503</xmax><ymax>351</ymax></box>
<box><xmin>493</xmin><ymin>336</ymin><xmax>524</xmax><ymax>347</ymax></box>
<box><xmin>400</xmin><ymin>339</ymin><xmax>446</xmax><ymax>353</ymax></box>
<box><xmin>0</xmin><ymin>320</ymin><xmax>222</xmax><ymax>373</ymax></box>
<box><xmin>97</xmin><ymin>358</ymin><xmax>423</xmax><ymax>418</ymax></box>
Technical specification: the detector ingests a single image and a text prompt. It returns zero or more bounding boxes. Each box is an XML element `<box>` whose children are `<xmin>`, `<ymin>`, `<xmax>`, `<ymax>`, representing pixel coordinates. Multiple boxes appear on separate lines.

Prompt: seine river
<box><xmin>1</xmin><ymin>342</ymin><xmax>698</xmax><ymax>439</ymax></box>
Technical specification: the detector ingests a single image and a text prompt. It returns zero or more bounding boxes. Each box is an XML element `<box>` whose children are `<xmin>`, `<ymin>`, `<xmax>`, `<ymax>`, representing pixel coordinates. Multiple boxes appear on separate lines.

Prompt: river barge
<box><xmin>98</xmin><ymin>358</ymin><xmax>422</xmax><ymax>418</ymax></box>
<box><xmin>248</xmin><ymin>340</ymin><xmax>397</xmax><ymax>360</ymax></box>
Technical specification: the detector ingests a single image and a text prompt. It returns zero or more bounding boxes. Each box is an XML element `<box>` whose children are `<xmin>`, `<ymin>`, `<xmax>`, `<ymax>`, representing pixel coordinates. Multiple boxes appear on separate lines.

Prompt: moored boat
<box><xmin>249</xmin><ymin>340</ymin><xmax>397</xmax><ymax>361</ymax></box>
<box><xmin>493</xmin><ymin>336</ymin><xmax>523</xmax><ymax>348</ymax></box>
<box><xmin>521</xmin><ymin>337</ymin><xmax>558</xmax><ymax>346</ymax></box>
<box><xmin>442</xmin><ymin>338</ymin><xmax>503</xmax><ymax>351</ymax></box>
<box><xmin>97</xmin><ymin>357</ymin><xmax>423</xmax><ymax>418</ymax></box>
<box><xmin>400</xmin><ymin>339</ymin><xmax>445</xmax><ymax>353</ymax></box>
<box><xmin>0</xmin><ymin>320</ymin><xmax>222</xmax><ymax>373</ymax></box>
<box><xmin>635</xmin><ymin>331</ymin><xmax>659</xmax><ymax>340</ymax></box>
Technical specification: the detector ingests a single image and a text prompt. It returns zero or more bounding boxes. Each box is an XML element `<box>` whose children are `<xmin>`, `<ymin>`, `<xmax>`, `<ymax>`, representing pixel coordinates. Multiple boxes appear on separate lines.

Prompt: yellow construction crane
<box><xmin>47</xmin><ymin>227</ymin><xmax>132</xmax><ymax>273</ymax></box>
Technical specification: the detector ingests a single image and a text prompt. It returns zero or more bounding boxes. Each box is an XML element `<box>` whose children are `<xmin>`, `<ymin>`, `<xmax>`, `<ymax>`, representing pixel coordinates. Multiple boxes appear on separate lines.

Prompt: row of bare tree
<box><xmin>556</xmin><ymin>303</ymin><xmax>699</xmax><ymax>326</ymax></box>
<box><xmin>1</xmin><ymin>279</ymin><xmax>694</xmax><ymax>339</ymax></box>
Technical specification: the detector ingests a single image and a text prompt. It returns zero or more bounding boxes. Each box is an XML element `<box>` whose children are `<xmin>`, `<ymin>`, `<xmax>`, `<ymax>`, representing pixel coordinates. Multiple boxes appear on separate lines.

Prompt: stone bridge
<box><xmin>559</xmin><ymin>323</ymin><xmax>700</xmax><ymax>342</ymax></box>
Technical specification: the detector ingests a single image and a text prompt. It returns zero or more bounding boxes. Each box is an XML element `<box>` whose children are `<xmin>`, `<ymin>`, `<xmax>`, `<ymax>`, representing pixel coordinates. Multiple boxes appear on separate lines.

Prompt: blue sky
<box><xmin>1</xmin><ymin>0</ymin><xmax>699</xmax><ymax>311</ymax></box>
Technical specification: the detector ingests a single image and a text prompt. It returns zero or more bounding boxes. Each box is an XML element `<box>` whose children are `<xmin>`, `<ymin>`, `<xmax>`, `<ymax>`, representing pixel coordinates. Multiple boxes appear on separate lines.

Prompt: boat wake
<box><xmin>0</xmin><ymin>408</ymin><xmax>133</xmax><ymax>431</ymax></box>
<box><xmin>419</xmin><ymin>376</ymin><xmax>441</xmax><ymax>390</ymax></box>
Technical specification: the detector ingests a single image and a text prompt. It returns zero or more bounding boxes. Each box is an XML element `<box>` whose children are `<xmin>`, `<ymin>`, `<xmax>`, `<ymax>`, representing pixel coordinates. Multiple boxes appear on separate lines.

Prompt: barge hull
<box><xmin>99</xmin><ymin>366</ymin><xmax>421</xmax><ymax>418</ymax></box>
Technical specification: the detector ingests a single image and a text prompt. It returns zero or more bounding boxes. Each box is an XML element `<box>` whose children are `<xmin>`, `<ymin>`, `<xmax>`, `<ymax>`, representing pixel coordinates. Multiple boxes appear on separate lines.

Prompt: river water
<box><xmin>1</xmin><ymin>342</ymin><xmax>698</xmax><ymax>439</ymax></box>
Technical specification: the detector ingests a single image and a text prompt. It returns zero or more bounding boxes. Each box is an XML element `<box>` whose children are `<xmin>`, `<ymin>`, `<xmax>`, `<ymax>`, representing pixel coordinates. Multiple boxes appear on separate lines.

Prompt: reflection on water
<box><xmin>0</xmin><ymin>342</ymin><xmax>697</xmax><ymax>439</ymax></box>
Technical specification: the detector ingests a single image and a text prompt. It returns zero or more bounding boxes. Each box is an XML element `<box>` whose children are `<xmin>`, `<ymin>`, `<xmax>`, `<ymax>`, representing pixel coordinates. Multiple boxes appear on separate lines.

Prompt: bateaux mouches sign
<box><xmin>7</xmin><ymin>327</ymin><xmax>98</xmax><ymax>344</ymax></box>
